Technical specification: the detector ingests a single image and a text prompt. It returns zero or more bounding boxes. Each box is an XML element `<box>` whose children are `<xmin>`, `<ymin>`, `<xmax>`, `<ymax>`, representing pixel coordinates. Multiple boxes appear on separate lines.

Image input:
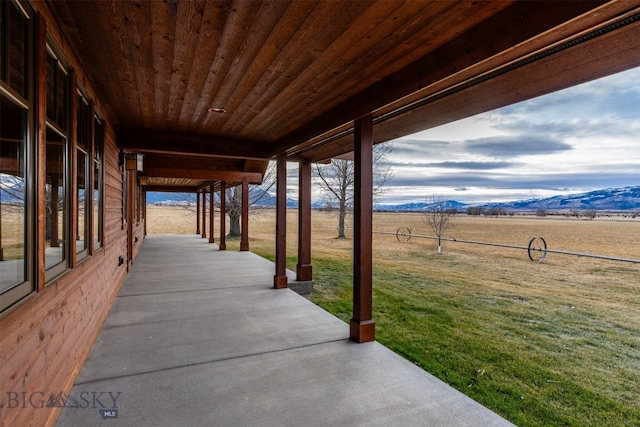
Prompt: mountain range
<box><xmin>145</xmin><ymin>186</ymin><xmax>640</xmax><ymax>212</ymax></box>
<box><xmin>377</xmin><ymin>186</ymin><xmax>640</xmax><ymax>212</ymax></box>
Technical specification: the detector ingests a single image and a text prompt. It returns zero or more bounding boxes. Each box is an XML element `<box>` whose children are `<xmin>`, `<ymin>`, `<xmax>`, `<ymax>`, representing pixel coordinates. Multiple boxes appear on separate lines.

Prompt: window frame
<box><xmin>92</xmin><ymin>113</ymin><xmax>104</xmax><ymax>252</ymax></box>
<box><xmin>75</xmin><ymin>90</ymin><xmax>91</xmax><ymax>261</ymax></box>
<box><xmin>0</xmin><ymin>0</ymin><xmax>34</xmax><ymax>313</ymax></box>
<box><xmin>43</xmin><ymin>39</ymin><xmax>71</xmax><ymax>283</ymax></box>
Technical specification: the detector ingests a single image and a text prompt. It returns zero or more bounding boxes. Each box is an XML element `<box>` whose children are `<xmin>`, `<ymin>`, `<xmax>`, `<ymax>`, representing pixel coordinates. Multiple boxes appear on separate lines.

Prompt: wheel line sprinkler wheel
<box><xmin>396</xmin><ymin>227</ymin><xmax>411</xmax><ymax>242</ymax></box>
<box><xmin>528</xmin><ymin>237</ymin><xmax>547</xmax><ymax>261</ymax></box>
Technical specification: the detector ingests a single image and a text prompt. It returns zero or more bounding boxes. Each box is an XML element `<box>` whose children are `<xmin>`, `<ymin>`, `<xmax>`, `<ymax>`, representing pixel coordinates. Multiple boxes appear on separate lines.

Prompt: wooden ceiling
<box><xmin>48</xmin><ymin>0</ymin><xmax>640</xmax><ymax>189</ymax></box>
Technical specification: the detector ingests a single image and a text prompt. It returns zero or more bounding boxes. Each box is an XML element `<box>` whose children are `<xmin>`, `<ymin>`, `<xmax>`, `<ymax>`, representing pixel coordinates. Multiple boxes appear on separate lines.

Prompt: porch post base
<box><xmin>296</xmin><ymin>263</ymin><xmax>312</xmax><ymax>282</ymax></box>
<box><xmin>273</xmin><ymin>275</ymin><xmax>288</xmax><ymax>289</ymax></box>
<box><xmin>219</xmin><ymin>243</ymin><xmax>226</xmax><ymax>251</ymax></box>
<box><xmin>240</xmin><ymin>241</ymin><xmax>249</xmax><ymax>251</ymax></box>
<box><xmin>209</xmin><ymin>237</ymin><xmax>215</xmax><ymax>243</ymax></box>
<box><xmin>350</xmin><ymin>319</ymin><xmax>375</xmax><ymax>343</ymax></box>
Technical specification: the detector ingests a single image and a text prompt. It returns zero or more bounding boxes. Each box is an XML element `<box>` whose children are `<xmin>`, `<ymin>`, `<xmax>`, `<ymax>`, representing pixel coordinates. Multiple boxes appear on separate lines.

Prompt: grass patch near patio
<box><xmin>310</xmin><ymin>256</ymin><xmax>639</xmax><ymax>426</ymax></box>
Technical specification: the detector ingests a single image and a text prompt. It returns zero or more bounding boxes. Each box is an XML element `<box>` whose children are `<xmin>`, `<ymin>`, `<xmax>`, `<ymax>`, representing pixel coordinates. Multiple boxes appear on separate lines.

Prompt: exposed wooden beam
<box><xmin>272</xmin><ymin>1</ymin><xmax>612</xmax><ymax>157</ymax></box>
<box><xmin>145</xmin><ymin>185</ymin><xmax>198</xmax><ymax>193</ymax></box>
<box><xmin>374</xmin><ymin>12</ymin><xmax>640</xmax><ymax>144</ymax></box>
<box><xmin>118</xmin><ymin>129</ymin><xmax>272</xmax><ymax>160</ymax></box>
<box><xmin>144</xmin><ymin>167</ymin><xmax>262</xmax><ymax>183</ymax></box>
<box><xmin>196</xmin><ymin>181</ymin><xmax>217</xmax><ymax>192</ymax></box>
<box><xmin>300</xmin><ymin>6</ymin><xmax>640</xmax><ymax>163</ymax></box>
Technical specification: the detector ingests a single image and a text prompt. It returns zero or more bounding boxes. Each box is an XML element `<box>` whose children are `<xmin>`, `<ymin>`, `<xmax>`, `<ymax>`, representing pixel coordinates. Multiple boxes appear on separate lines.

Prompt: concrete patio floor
<box><xmin>56</xmin><ymin>235</ymin><xmax>513</xmax><ymax>426</ymax></box>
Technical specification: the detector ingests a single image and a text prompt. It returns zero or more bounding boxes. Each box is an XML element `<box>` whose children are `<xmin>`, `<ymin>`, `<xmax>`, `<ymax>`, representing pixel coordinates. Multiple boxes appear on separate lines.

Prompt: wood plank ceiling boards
<box><xmin>48</xmin><ymin>0</ymin><xmax>640</xmax><ymax>189</ymax></box>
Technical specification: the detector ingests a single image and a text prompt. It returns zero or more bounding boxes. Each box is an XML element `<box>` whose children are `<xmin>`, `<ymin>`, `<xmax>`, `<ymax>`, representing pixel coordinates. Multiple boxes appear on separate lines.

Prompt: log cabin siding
<box><xmin>0</xmin><ymin>3</ymin><xmax>145</xmax><ymax>426</ymax></box>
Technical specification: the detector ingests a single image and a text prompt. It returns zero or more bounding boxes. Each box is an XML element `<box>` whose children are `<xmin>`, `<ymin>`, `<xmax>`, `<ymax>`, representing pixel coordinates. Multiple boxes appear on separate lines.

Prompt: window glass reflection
<box><xmin>45</xmin><ymin>128</ymin><xmax>66</xmax><ymax>269</ymax></box>
<box><xmin>0</xmin><ymin>95</ymin><xmax>27</xmax><ymax>293</ymax></box>
<box><xmin>76</xmin><ymin>149</ymin><xmax>87</xmax><ymax>254</ymax></box>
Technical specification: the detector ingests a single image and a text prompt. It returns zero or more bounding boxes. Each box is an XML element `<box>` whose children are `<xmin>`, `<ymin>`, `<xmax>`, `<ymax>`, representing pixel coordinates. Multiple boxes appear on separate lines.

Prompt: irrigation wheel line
<box><xmin>380</xmin><ymin>228</ymin><xmax>640</xmax><ymax>264</ymax></box>
<box><xmin>527</xmin><ymin>237</ymin><xmax>547</xmax><ymax>262</ymax></box>
<box><xmin>396</xmin><ymin>227</ymin><xmax>412</xmax><ymax>242</ymax></box>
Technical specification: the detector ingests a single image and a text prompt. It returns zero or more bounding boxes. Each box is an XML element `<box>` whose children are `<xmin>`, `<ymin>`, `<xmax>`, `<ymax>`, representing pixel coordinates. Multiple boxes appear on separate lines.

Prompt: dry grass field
<box><xmin>147</xmin><ymin>206</ymin><xmax>640</xmax><ymax>426</ymax></box>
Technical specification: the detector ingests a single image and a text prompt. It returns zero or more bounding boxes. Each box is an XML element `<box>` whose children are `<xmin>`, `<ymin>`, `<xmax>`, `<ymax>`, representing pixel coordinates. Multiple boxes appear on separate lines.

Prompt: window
<box><xmin>45</xmin><ymin>128</ymin><xmax>66</xmax><ymax>270</ymax></box>
<box><xmin>75</xmin><ymin>93</ymin><xmax>90</xmax><ymax>260</ymax></box>
<box><xmin>1</xmin><ymin>0</ymin><xmax>28</xmax><ymax>98</ymax></box>
<box><xmin>93</xmin><ymin>116</ymin><xmax>103</xmax><ymax>250</ymax></box>
<box><xmin>0</xmin><ymin>0</ymin><xmax>33</xmax><ymax>312</ymax></box>
<box><xmin>46</xmin><ymin>49</ymin><xmax>67</xmax><ymax>130</ymax></box>
<box><xmin>0</xmin><ymin>96</ymin><xmax>29</xmax><ymax>308</ymax></box>
<box><xmin>44</xmin><ymin>45</ymin><xmax>70</xmax><ymax>280</ymax></box>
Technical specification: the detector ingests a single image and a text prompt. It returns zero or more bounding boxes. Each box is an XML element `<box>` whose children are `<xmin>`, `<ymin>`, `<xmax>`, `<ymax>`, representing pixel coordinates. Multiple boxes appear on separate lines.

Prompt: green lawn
<box><xmin>248</xmin><ymin>212</ymin><xmax>640</xmax><ymax>427</ymax></box>
<box><xmin>253</xmin><ymin>247</ymin><xmax>640</xmax><ymax>426</ymax></box>
<box><xmin>306</xmin><ymin>256</ymin><xmax>639</xmax><ymax>426</ymax></box>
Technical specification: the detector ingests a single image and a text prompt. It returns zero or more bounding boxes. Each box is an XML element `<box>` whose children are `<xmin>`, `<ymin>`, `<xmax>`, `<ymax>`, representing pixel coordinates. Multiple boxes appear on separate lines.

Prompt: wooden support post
<box><xmin>219</xmin><ymin>181</ymin><xmax>226</xmax><ymax>250</ymax></box>
<box><xmin>274</xmin><ymin>155</ymin><xmax>288</xmax><ymax>289</ymax></box>
<box><xmin>201</xmin><ymin>191</ymin><xmax>207</xmax><ymax>239</ymax></box>
<box><xmin>143</xmin><ymin>189</ymin><xmax>147</xmax><ymax>236</ymax></box>
<box><xmin>127</xmin><ymin>169</ymin><xmax>135</xmax><ymax>265</ymax></box>
<box><xmin>209</xmin><ymin>186</ymin><xmax>215</xmax><ymax>243</ymax></box>
<box><xmin>196</xmin><ymin>191</ymin><xmax>200</xmax><ymax>235</ymax></box>
<box><xmin>296</xmin><ymin>160</ymin><xmax>312</xmax><ymax>281</ymax></box>
<box><xmin>240</xmin><ymin>181</ymin><xmax>249</xmax><ymax>251</ymax></box>
<box><xmin>350</xmin><ymin>115</ymin><xmax>375</xmax><ymax>343</ymax></box>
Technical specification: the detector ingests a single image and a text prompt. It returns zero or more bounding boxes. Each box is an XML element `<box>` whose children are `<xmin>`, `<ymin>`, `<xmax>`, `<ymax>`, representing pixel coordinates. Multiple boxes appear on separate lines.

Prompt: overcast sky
<box><xmin>378</xmin><ymin>66</ymin><xmax>640</xmax><ymax>205</ymax></box>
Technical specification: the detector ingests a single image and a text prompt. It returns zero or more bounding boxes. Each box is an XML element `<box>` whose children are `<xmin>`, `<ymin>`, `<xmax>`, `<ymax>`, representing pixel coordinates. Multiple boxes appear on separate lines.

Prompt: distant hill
<box><xmin>376</xmin><ymin>200</ymin><xmax>467</xmax><ymax>212</ymax></box>
<box><xmin>375</xmin><ymin>186</ymin><xmax>640</xmax><ymax>212</ymax></box>
<box><xmin>485</xmin><ymin>186</ymin><xmax>640</xmax><ymax>211</ymax></box>
<box><xmin>147</xmin><ymin>186</ymin><xmax>640</xmax><ymax>212</ymax></box>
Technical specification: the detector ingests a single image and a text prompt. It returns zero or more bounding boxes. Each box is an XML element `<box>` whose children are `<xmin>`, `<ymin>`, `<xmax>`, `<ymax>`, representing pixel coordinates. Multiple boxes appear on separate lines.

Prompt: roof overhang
<box><xmin>46</xmin><ymin>0</ymin><xmax>640</xmax><ymax>185</ymax></box>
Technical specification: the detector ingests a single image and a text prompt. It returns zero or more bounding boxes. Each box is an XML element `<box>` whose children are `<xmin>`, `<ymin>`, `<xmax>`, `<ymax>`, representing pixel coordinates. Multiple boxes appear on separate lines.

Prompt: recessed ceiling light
<box><xmin>208</xmin><ymin>107</ymin><xmax>227</xmax><ymax>113</ymax></box>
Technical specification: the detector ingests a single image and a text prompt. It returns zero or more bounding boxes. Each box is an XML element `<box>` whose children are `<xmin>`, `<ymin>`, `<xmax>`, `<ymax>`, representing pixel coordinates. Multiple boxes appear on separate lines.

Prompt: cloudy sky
<box><xmin>378</xmin><ymin>66</ymin><xmax>640</xmax><ymax>205</ymax></box>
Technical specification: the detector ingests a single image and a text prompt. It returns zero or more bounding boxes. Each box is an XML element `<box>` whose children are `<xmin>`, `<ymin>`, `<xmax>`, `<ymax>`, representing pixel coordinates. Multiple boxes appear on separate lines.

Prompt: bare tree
<box><xmin>224</xmin><ymin>161</ymin><xmax>276</xmax><ymax>237</ymax></box>
<box><xmin>0</xmin><ymin>174</ymin><xmax>25</xmax><ymax>261</ymax></box>
<box><xmin>423</xmin><ymin>196</ymin><xmax>455</xmax><ymax>255</ymax></box>
<box><xmin>0</xmin><ymin>174</ymin><xmax>64</xmax><ymax>253</ymax></box>
<box><xmin>0</xmin><ymin>174</ymin><xmax>25</xmax><ymax>214</ymax></box>
<box><xmin>314</xmin><ymin>141</ymin><xmax>393</xmax><ymax>238</ymax></box>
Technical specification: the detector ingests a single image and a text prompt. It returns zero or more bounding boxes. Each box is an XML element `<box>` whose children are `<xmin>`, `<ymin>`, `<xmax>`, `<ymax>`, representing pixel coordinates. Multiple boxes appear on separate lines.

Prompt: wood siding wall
<box><xmin>0</xmin><ymin>3</ymin><xmax>145</xmax><ymax>426</ymax></box>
